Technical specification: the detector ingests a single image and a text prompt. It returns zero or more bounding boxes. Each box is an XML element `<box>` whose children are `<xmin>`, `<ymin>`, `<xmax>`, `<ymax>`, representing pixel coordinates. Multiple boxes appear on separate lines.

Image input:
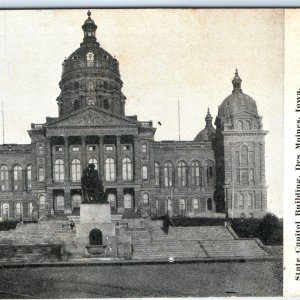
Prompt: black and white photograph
<box><xmin>0</xmin><ymin>8</ymin><xmax>284</xmax><ymax>298</ymax></box>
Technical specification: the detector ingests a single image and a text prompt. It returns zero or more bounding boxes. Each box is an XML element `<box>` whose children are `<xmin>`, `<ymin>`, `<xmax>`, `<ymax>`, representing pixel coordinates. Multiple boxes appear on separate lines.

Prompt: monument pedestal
<box><xmin>76</xmin><ymin>203</ymin><xmax>117</xmax><ymax>257</ymax></box>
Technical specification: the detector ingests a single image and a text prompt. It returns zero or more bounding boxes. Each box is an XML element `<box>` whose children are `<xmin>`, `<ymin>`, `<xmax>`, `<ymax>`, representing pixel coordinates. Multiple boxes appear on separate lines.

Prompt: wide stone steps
<box><xmin>130</xmin><ymin>226</ymin><xmax>269</xmax><ymax>260</ymax></box>
<box><xmin>130</xmin><ymin>226</ymin><xmax>235</xmax><ymax>243</ymax></box>
<box><xmin>132</xmin><ymin>239</ymin><xmax>268</xmax><ymax>259</ymax></box>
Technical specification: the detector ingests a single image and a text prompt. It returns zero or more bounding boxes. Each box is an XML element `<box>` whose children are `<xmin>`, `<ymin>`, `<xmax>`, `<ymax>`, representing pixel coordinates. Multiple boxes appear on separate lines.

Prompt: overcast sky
<box><xmin>0</xmin><ymin>9</ymin><xmax>283</xmax><ymax>216</ymax></box>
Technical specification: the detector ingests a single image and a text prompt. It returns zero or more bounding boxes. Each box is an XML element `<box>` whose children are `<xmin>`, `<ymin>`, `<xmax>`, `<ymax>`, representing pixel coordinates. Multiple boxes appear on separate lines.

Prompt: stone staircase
<box><xmin>130</xmin><ymin>226</ymin><xmax>269</xmax><ymax>260</ymax></box>
<box><xmin>0</xmin><ymin>219</ymin><xmax>77</xmax><ymax>262</ymax></box>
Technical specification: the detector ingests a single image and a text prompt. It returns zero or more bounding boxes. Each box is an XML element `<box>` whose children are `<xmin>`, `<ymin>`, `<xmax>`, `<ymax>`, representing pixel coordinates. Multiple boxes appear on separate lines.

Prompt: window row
<box><xmin>154</xmin><ymin>197</ymin><xmax>215</xmax><ymax>216</ymax></box>
<box><xmin>0</xmin><ymin>202</ymin><xmax>33</xmax><ymax>219</ymax></box>
<box><xmin>0</xmin><ymin>164</ymin><xmax>32</xmax><ymax>191</ymax></box>
<box><xmin>53</xmin><ymin>158</ymin><xmax>144</xmax><ymax>182</ymax></box>
<box><xmin>52</xmin><ymin>143</ymin><xmax>147</xmax><ymax>153</ymax></box>
<box><xmin>154</xmin><ymin>160</ymin><xmax>215</xmax><ymax>187</ymax></box>
<box><xmin>236</xmin><ymin>193</ymin><xmax>256</xmax><ymax>210</ymax></box>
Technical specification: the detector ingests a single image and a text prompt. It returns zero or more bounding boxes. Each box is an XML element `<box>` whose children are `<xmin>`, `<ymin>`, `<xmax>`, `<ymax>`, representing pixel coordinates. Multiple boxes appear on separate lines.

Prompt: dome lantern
<box><xmin>81</xmin><ymin>10</ymin><xmax>99</xmax><ymax>45</ymax></box>
<box><xmin>232</xmin><ymin>68</ymin><xmax>242</xmax><ymax>93</ymax></box>
<box><xmin>205</xmin><ymin>107</ymin><xmax>213</xmax><ymax>128</ymax></box>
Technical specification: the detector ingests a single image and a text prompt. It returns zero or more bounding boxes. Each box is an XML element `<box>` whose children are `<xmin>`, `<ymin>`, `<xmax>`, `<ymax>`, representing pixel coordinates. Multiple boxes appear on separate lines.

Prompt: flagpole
<box><xmin>178</xmin><ymin>99</ymin><xmax>181</xmax><ymax>141</ymax></box>
<box><xmin>1</xmin><ymin>101</ymin><xmax>4</xmax><ymax>145</ymax></box>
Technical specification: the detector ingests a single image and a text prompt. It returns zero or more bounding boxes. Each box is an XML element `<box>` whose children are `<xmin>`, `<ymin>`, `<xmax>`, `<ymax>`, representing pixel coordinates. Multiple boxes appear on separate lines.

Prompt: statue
<box><xmin>81</xmin><ymin>163</ymin><xmax>107</xmax><ymax>204</ymax></box>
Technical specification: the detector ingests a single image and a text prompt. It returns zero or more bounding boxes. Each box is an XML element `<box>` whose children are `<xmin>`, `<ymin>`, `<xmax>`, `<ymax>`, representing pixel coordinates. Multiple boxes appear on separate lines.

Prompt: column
<box><xmin>64</xmin><ymin>188</ymin><xmax>72</xmax><ymax>214</ymax></box>
<box><xmin>45</xmin><ymin>137</ymin><xmax>52</xmax><ymax>184</ymax></box>
<box><xmin>46</xmin><ymin>189</ymin><xmax>54</xmax><ymax>214</ymax></box>
<box><xmin>116</xmin><ymin>136</ymin><xmax>122</xmax><ymax>181</ymax></box>
<box><xmin>116</xmin><ymin>188</ymin><xmax>124</xmax><ymax>214</ymax></box>
<box><xmin>81</xmin><ymin>136</ymin><xmax>87</xmax><ymax>169</ymax></box>
<box><xmin>98</xmin><ymin>136</ymin><xmax>104</xmax><ymax>179</ymax></box>
<box><xmin>64</xmin><ymin>137</ymin><xmax>70</xmax><ymax>181</ymax></box>
<box><xmin>133</xmin><ymin>136</ymin><xmax>141</xmax><ymax>182</ymax></box>
<box><xmin>22</xmin><ymin>169</ymin><xmax>27</xmax><ymax>191</ymax></box>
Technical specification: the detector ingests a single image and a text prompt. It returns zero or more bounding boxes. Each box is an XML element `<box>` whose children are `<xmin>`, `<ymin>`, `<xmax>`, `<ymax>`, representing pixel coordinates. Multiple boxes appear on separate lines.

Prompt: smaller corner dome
<box><xmin>218</xmin><ymin>70</ymin><xmax>258</xmax><ymax>118</ymax></box>
<box><xmin>194</xmin><ymin>108</ymin><xmax>216</xmax><ymax>142</ymax></box>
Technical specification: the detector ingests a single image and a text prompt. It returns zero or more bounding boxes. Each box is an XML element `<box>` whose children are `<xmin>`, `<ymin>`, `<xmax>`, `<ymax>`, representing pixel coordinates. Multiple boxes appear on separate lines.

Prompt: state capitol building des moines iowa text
<box><xmin>0</xmin><ymin>11</ymin><xmax>268</xmax><ymax>221</ymax></box>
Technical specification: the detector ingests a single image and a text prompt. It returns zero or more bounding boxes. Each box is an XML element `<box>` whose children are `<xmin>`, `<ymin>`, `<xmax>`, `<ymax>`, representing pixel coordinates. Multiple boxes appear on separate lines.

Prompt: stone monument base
<box><xmin>76</xmin><ymin>203</ymin><xmax>117</xmax><ymax>257</ymax></box>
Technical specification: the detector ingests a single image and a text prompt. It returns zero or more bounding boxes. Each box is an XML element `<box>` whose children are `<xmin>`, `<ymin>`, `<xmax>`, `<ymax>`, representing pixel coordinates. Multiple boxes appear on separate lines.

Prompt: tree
<box><xmin>256</xmin><ymin>213</ymin><xmax>279</xmax><ymax>244</ymax></box>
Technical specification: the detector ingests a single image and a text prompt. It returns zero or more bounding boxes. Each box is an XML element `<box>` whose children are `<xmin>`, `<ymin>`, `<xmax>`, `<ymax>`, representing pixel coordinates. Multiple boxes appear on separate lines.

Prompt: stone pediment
<box><xmin>46</xmin><ymin>107</ymin><xmax>137</xmax><ymax>128</ymax></box>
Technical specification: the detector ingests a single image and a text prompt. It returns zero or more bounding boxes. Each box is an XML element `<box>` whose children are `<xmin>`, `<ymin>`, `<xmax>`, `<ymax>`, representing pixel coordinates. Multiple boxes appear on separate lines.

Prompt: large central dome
<box><xmin>57</xmin><ymin>11</ymin><xmax>126</xmax><ymax>117</ymax></box>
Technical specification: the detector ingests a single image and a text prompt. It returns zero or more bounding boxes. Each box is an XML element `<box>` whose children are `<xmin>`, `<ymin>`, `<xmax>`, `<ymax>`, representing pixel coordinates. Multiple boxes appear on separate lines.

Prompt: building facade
<box><xmin>0</xmin><ymin>12</ymin><xmax>268</xmax><ymax>221</ymax></box>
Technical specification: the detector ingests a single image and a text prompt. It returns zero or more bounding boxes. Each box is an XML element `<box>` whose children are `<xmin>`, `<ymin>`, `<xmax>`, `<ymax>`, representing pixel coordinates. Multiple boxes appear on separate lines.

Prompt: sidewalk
<box><xmin>0</xmin><ymin>254</ymin><xmax>282</xmax><ymax>269</ymax></box>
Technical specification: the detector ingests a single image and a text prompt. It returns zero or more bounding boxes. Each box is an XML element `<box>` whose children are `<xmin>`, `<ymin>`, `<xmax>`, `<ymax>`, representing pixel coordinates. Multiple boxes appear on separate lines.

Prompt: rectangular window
<box><xmin>55</xmin><ymin>146</ymin><xmax>63</xmax><ymax>152</ymax></box>
<box><xmin>37</xmin><ymin>144</ymin><xmax>44</xmax><ymax>155</ymax></box>
<box><xmin>56</xmin><ymin>196</ymin><xmax>64</xmax><ymax>211</ymax></box>
<box><xmin>72</xmin><ymin>146</ymin><xmax>80</xmax><ymax>152</ymax></box>
<box><xmin>122</xmin><ymin>145</ymin><xmax>130</xmax><ymax>151</ymax></box>
<box><xmin>105</xmin><ymin>145</ymin><xmax>113</xmax><ymax>151</ymax></box>
<box><xmin>142</xmin><ymin>166</ymin><xmax>148</xmax><ymax>180</ymax></box>
<box><xmin>193</xmin><ymin>199</ymin><xmax>199</xmax><ymax>210</ymax></box>
<box><xmin>241</xmin><ymin>170</ymin><xmax>248</xmax><ymax>185</ymax></box>
<box><xmin>38</xmin><ymin>167</ymin><xmax>45</xmax><ymax>182</ymax></box>
<box><xmin>88</xmin><ymin>145</ymin><xmax>96</xmax><ymax>152</ymax></box>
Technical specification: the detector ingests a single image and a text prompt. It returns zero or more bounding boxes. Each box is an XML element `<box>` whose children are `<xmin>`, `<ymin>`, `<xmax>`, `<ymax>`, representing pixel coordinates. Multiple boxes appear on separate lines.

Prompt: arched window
<box><xmin>38</xmin><ymin>167</ymin><xmax>44</xmax><ymax>182</ymax></box>
<box><xmin>87</xmin><ymin>98</ymin><xmax>95</xmax><ymax>105</ymax></box>
<box><xmin>124</xmin><ymin>194</ymin><xmax>132</xmax><ymax>209</ymax></box>
<box><xmin>105</xmin><ymin>158</ymin><xmax>115</xmax><ymax>181</ymax></box>
<box><xmin>177</xmin><ymin>161</ymin><xmax>187</xmax><ymax>187</ymax></box>
<box><xmin>237</xmin><ymin>120</ymin><xmax>243</xmax><ymax>130</ymax></box>
<box><xmin>238</xmin><ymin>194</ymin><xmax>244</xmax><ymax>209</ymax></box>
<box><xmin>88</xmin><ymin>81</ymin><xmax>94</xmax><ymax>91</ymax></box>
<box><xmin>154</xmin><ymin>162</ymin><xmax>160</xmax><ymax>186</ymax></box>
<box><xmin>54</xmin><ymin>159</ymin><xmax>64</xmax><ymax>182</ymax></box>
<box><xmin>103</xmin><ymin>99</ymin><xmax>110</xmax><ymax>110</ymax></box>
<box><xmin>122</xmin><ymin>158</ymin><xmax>132</xmax><ymax>181</ymax></box>
<box><xmin>164</xmin><ymin>162</ymin><xmax>173</xmax><ymax>187</ymax></box>
<box><xmin>166</xmin><ymin>197</ymin><xmax>172</xmax><ymax>215</ymax></box>
<box><xmin>244</xmin><ymin>120</ymin><xmax>251</xmax><ymax>130</ymax></box>
<box><xmin>39</xmin><ymin>195</ymin><xmax>46</xmax><ymax>210</ymax></box>
<box><xmin>247</xmin><ymin>193</ymin><xmax>253</xmax><ymax>209</ymax></box>
<box><xmin>13</xmin><ymin>165</ymin><xmax>22</xmax><ymax>191</ymax></box>
<box><xmin>191</xmin><ymin>161</ymin><xmax>201</xmax><ymax>186</ymax></box>
<box><xmin>74</xmin><ymin>81</ymin><xmax>79</xmax><ymax>90</ymax></box>
<box><xmin>207</xmin><ymin>198</ymin><xmax>213</xmax><ymax>211</ymax></box>
<box><xmin>193</xmin><ymin>198</ymin><xmax>199</xmax><ymax>211</ymax></box>
<box><xmin>86</xmin><ymin>52</ymin><xmax>94</xmax><ymax>67</ymax></box>
<box><xmin>2</xmin><ymin>203</ymin><xmax>9</xmax><ymax>220</ymax></box>
<box><xmin>142</xmin><ymin>165</ymin><xmax>148</xmax><ymax>180</ymax></box>
<box><xmin>204</xmin><ymin>160</ymin><xmax>214</xmax><ymax>186</ymax></box>
<box><xmin>88</xmin><ymin>158</ymin><xmax>98</xmax><ymax>170</ymax></box>
<box><xmin>241</xmin><ymin>145</ymin><xmax>248</xmax><ymax>165</ymax></box>
<box><xmin>0</xmin><ymin>165</ymin><xmax>9</xmax><ymax>191</ymax></box>
<box><xmin>71</xmin><ymin>159</ymin><xmax>81</xmax><ymax>182</ymax></box>
<box><xmin>74</xmin><ymin>99</ymin><xmax>80</xmax><ymax>110</ymax></box>
<box><xmin>141</xmin><ymin>144</ymin><xmax>147</xmax><ymax>153</ymax></box>
<box><xmin>15</xmin><ymin>202</ymin><xmax>22</xmax><ymax>218</ymax></box>
<box><xmin>179</xmin><ymin>199</ymin><xmax>186</xmax><ymax>214</ymax></box>
<box><xmin>142</xmin><ymin>193</ymin><xmax>149</xmax><ymax>205</ymax></box>
<box><xmin>27</xmin><ymin>165</ymin><xmax>32</xmax><ymax>190</ymax></box>
<box><xmin>107</xmin><ymin>193</ymin><xmax>116</xmax><ymax>211</ymax></box>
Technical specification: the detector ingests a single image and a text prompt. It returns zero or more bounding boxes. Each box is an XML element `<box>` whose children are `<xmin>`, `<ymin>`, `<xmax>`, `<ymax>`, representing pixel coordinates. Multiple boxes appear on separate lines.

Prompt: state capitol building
<box><xmin>0</xmin><ymin>12</ymin><xmax>268</xmax><ymax>221</ymax></box>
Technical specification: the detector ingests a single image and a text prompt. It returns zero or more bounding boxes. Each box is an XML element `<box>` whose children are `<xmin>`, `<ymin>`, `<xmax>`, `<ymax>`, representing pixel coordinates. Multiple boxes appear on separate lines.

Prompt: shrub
<box><xmin>256</xmin><ymin>213</ymin><xmax>280</xmax><ymax>244</ymax></box>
